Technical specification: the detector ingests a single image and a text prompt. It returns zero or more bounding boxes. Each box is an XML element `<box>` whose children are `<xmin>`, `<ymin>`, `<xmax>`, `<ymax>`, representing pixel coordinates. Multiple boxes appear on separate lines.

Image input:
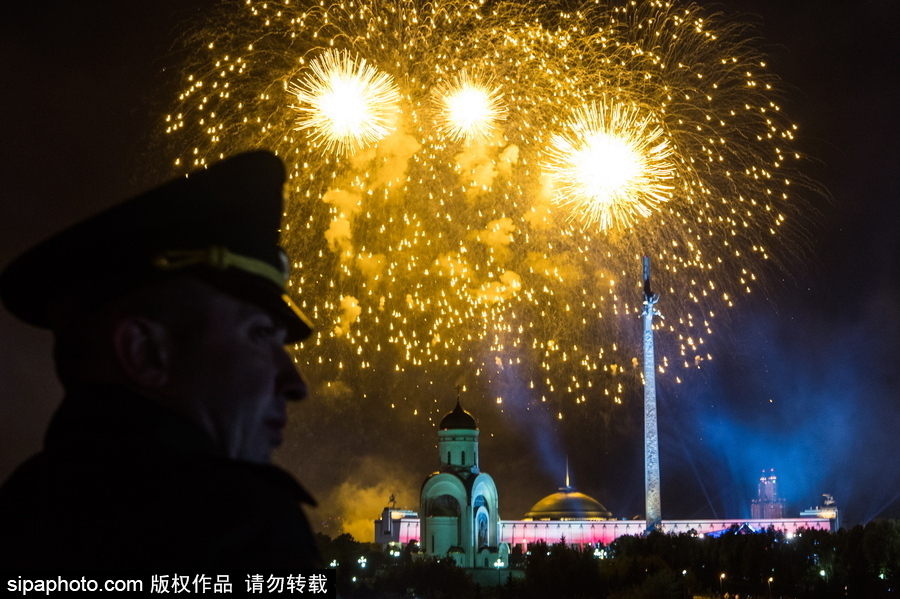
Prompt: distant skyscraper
<box><xmin>751</xmin><ymin>469</ymin><xmax>785</xmax><ymax>519</ymax></box>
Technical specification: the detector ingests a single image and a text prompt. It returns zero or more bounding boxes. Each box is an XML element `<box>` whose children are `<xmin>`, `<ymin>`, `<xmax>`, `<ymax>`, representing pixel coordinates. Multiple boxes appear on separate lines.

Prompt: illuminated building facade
<box><xmin>374</xmin><ymin>404</ymin><xmax>832</xmax><ymax>568</ymax></box>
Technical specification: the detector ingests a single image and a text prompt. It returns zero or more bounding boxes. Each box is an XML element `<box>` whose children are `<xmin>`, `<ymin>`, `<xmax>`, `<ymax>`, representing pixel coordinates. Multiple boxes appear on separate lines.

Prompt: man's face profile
<box><xmin>111</xmin><ymin>277</ymin><xmax>306</xmax><ymax>463</ymax></box>
<box><xmin>160</xmin><ymin>281</ymin><xmax>307</xmax><ymax>464</ymax></box>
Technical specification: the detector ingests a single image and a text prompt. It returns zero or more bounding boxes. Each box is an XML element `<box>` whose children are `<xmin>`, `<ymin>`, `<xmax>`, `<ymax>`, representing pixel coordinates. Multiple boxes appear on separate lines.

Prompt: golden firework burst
<box><xmin>288</xmin><ymin>49</ymin><xmax>400</xmax><ymax>155</ymax></box>
<box><xmin>432</xmin><ymin>72</ymin><xmax>507</xmax><ymax>143</ymax></box>
<box><xmin>545</xmin><ymin>100</ymin><xmax>675</xmax><ymax>232</ymax></box>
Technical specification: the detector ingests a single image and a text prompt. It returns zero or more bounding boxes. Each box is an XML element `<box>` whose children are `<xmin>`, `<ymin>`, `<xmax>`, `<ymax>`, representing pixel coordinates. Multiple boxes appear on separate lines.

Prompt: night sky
<box><xmin>1</xmin><ymin>0</ymin><xmax>898</xmax><ymax>541</ymax></box>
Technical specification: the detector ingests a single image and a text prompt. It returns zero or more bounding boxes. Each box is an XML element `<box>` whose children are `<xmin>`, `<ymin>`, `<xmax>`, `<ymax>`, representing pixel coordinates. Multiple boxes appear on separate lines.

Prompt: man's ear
<box><xmin>111</xmin><ymin>317</ymin><xmax>169</xmax><ymax>388</ymax></box>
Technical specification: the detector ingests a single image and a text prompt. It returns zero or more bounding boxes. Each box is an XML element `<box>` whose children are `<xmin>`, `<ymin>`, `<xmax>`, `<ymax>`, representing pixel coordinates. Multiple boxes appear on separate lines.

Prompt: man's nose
<box><xmin>276</xmin><ymin>347</ymin><xmax>307</xmax><ymax>401</ymax></box>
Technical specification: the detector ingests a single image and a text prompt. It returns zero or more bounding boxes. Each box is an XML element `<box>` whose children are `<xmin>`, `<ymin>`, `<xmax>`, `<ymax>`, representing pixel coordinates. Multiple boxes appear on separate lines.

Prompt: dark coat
<box><xmin>0</xmin><ymin>385</ymin><xmax>320</xmax><ymax>569</ymax></box>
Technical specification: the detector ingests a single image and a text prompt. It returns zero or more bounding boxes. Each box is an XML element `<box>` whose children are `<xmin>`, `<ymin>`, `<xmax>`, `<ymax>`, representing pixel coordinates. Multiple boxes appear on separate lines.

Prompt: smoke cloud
<box><xmin>322</xmin><ymin>189</ymin><xmax>363</xmax><ymax>260</ymax></box>
<box><xmin>324</xmin><ymin>217</ymin><xmax>353</xmax><ymax>257</ymax></box>
<box><xmin>473</xmin><ymin>270</ymin><xmax>522</xmax><ymax>304</ymax></box>
<box><xmin>322</xmin><ymin>189</ymin><xmax>363</xmax><ymax>217</ymax></box>
<box><xmin>356</xmin><ymin>252</ymin><xmax>387</xmax><ymax>287</ymax></box>
<box><xmin>524</xmin><ymin>175</ymin><xmax>558</xmax><ymax>231</ymax></box>
<box><xmin>317</xmin><ymin>456</ymin><xmax>420</xmax><ymax>542</ymax></box>
<box><xmin>476</xmin><ymin>217</ymin><xmax>516</xmax><ymax>263</ymax></box>
<box><xmin>496</xmin><ymin>143</ymin><xmax>519</xmax><ymax>176</ymax></box>
<box><xmin>436</xmin><ymin>253</ymin><xmax>472</xmax><ymax>279</ymax></box>
<box><xmin>478</xmin><ymin>217</ymin><xmax>516</xmax><ymax>249</ymax></box>
<box><xmin>335</xmin><ymin>295</ymin><xmax>362</xmax><ymax>337</ymax></box>
<box><xmin>354</xmin><ymin>127</ymin><xmax>421</xmax><ymax>190</ymax></box>
<box><xmin>455</xmin><ymin>143</ymin><xmax>498</xmax><ymax>197</ymax></box>
<box><xmin>453</xmin><ymin>136</ymin><xmax>517</xmax><ymax>197</ymax></box>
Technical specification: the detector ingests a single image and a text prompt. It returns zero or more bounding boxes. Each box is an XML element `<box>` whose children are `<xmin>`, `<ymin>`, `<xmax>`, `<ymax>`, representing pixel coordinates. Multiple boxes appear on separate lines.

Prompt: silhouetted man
<box><xmin>0</xmin><ymin>151</ymin><xmax>320</xmax><ymax>568</ymax></box>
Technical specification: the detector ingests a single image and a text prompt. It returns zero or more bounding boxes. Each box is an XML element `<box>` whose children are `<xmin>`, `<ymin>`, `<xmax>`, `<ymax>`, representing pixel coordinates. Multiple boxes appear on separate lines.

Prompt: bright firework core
<box><xmin>571</xmin><ymin>132</ymin><xmax>642</xmax><ymax>204</ymax></box>
<box><xmin>433</xmin><ymin>75</ymin><xmax>507</xmax><ymax>143</ymax></box>
<box><xmin>289</xmin><ymin>50</ymin><xmax>400</xmax><ymax>155</ymax></box>
<box><xmin>546</xmin><ymin>101</ymin><xmax>675</xmax><ymax>232</ymax></box>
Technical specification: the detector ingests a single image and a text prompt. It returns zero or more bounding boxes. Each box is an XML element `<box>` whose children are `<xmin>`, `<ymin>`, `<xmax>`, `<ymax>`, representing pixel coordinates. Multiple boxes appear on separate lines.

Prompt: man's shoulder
<box><xmin>0</xmin><ymin>388</ymin><xmax>321</xmax><ymax>568</ymax></box>
<box><xmin>2</xmin><ymin>443</ymin><xmax>311</xmax><ymax>507</ymax></box>
<box><xmin>0</xmin><ymin>448</ymin><xmax>319</xmax><ymax>568</ymax></box>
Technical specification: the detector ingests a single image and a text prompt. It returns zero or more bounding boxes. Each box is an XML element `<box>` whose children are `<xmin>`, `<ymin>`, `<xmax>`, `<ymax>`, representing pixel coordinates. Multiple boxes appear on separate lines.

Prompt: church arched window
<box><xmin>476</xmin><ymin>511</ymin><xmax>489</xmax><ymax>548</ymax></box>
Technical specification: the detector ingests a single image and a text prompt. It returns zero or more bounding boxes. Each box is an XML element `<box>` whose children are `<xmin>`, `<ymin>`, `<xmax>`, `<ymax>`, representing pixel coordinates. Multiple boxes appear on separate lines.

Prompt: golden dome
<box><xmin>524</xmin><ymin>487</ymin><xmax>612</xmax><ymax>520</ymax></box>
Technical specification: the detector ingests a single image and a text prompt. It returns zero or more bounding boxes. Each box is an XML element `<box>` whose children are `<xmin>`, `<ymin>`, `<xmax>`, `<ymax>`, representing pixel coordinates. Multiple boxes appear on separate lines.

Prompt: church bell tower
<box><xmin>420</xmin><ymin>398</ymin><xmax>502</xmax><ymax>568</ymax></box>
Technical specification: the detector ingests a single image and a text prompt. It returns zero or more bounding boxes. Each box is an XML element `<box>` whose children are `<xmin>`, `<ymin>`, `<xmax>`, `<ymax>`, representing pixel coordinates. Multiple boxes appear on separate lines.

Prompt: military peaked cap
<box><xmin>0</xmin><ymin>151</ymin><xmax>313</xmax><ymax>342</ymax></box>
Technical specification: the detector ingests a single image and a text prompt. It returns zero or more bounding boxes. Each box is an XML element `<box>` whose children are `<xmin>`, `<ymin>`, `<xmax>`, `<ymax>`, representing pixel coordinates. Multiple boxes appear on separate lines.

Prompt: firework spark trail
<box><xmin>166</xmin><ymin>0</ymin><xmax>810</xmax><ymax>420</ymax></box>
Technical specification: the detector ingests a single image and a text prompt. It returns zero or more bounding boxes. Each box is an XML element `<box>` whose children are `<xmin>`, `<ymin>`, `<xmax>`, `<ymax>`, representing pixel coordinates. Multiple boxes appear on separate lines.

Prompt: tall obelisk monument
<box><xmin>642</xmin><ymin>256</ymin><xmax>661</xmax><ymax>532</ymax></box>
